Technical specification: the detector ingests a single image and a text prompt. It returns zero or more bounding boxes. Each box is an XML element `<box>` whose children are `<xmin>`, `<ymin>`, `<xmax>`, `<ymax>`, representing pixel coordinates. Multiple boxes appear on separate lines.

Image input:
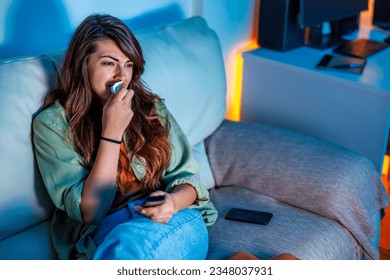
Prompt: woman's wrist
<box><xmin>171</xmin><ymin>184</ymin><xmax>197</xmax><ymax>212</ymax></box>
<box><xmin>100</xmin><ymin>136</ymin><xmax>122</xmax><ymax>144</ymax></box>
<box><xmin>101</xmin><ymin>127</ymin><xmax>123</xmax><ymax>142</ymax></box>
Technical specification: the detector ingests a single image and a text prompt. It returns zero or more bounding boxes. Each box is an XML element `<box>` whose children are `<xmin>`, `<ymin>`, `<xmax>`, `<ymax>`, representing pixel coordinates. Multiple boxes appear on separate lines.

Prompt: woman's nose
<box><xmin>114</xmin><ymin>65</ymin><xmax>126</xmax><ymax>80</ymax></box>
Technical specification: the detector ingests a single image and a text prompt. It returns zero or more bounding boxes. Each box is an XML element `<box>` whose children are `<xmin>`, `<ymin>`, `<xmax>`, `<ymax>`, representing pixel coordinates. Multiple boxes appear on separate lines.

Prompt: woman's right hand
<box><xmin>81</xmin><ymin>85</ymin><xmax>134</xmax><ymax>224</ymax></box>
<box><xmin>101</xmin><ymin>84</ymin><xmax>135</xmax><ymax>141</ymax></box>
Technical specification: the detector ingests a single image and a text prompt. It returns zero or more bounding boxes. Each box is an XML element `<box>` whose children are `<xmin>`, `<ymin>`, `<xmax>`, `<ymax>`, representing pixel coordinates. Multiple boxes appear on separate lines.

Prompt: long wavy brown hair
<box><xmin>43</xmin><ymin>14</ymin><xmax>171</xmax><ymax>190</ymax></box>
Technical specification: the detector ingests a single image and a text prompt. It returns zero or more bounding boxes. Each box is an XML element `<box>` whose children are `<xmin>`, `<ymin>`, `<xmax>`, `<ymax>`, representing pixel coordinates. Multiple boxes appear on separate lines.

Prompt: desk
<box><xmin>241</xmin><ymin>29</ymin><xmax>390</xmax><ymax>173</ymax></box>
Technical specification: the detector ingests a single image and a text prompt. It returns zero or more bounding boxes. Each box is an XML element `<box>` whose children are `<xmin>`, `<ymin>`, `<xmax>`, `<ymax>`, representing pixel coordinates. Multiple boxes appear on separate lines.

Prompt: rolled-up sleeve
<box><xmin>32</xmin><ymin>105</ymin><xmax>87</xmax><ymax>222</ymax></box>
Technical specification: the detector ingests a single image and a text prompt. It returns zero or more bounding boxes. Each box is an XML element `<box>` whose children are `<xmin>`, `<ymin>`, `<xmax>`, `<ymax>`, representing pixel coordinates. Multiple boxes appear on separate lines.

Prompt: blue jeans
<box><xmin>92</xmin><ymin>199</ymin><xmax>209</xmax><ymax>260</ymax></box>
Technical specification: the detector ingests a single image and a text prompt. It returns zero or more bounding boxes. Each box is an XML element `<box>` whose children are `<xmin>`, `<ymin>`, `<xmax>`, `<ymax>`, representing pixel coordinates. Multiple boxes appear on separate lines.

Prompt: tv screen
<box><xmin>373</xmin><ymin>0</ymin><xmax>390</xmax><ymax>29</ymax></box>
<box><xmin>298</xmin><ymin>0</ymin><xmax>368</xmax><ymax>28</ymax></box>
<box><xmin>297</xmin><ymin>0</ymin><xmax>368</xmax><ymax>49</ymax></box>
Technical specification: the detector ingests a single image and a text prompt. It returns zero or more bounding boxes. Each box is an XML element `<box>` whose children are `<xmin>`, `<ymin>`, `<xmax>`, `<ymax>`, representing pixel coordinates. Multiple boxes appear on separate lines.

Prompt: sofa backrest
<box><xmin>0</xmin><ymin>16</ymin><xmax>226</xmax><ymax>258</ymax></box>
<box><xmin>0</xmin><ymin>55</ymin><xmax>57</xmax><ymax>241</ymax></box>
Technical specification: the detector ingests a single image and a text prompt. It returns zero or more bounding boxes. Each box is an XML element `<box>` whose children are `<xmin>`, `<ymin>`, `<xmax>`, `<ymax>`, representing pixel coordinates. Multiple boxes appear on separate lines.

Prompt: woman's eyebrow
<box><xmin>100</xmin><ymin>55</ymin><xmax>131</xmax><ymax>63</ymax></box>
<box><xmin>99</xmin><ymin>55</ymin><xmax>119</xmax><ymax>61</ymax></box>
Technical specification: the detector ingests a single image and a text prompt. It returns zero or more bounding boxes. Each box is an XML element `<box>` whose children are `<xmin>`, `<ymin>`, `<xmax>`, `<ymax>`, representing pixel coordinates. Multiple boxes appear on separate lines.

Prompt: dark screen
<box><xmin>298</xmin><ymin>0</ymin><xmax>368</xmax><ymax>28</ymax></box>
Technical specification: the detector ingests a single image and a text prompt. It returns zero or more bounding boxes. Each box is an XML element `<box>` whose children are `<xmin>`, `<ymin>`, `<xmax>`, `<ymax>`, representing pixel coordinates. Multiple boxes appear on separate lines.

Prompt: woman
<box><xmin>32</xmin><ymin>13</ymin><xmax>217</xmax><ymax>260</ymax></box>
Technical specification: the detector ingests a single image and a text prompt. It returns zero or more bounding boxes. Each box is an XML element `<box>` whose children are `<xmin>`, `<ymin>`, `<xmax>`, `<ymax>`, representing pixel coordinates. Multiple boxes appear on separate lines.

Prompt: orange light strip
<box><xmin>226</xmin><ymin>41</ymin><xmax>259</xmax><ymax>121</ymax></box>
<box><xmin>382</xmin><ymin>155</ymin><xmax>390</xmax><ymax>179</ymax></box>
<box><xmin>225</xmin><ymin>0</ymin><xmax>260</xmax><ymax>121</ymax></box>
<box><xmin>380</xmin><ymin>155</ymin><xmax>390</xmax><ymax>249</ymax></box>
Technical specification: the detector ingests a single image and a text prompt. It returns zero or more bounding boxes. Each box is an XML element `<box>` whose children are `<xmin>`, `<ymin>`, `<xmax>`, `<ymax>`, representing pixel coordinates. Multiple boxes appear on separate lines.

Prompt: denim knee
<box><xmin>93</xmin><ymin>208</ymin><xmax>208</xmax><ymax>260</ymax></box>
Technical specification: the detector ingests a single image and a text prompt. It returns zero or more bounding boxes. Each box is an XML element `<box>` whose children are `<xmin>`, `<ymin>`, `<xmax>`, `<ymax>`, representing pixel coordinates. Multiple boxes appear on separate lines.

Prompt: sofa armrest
<box><xmin>205</xmin><ymin>120</ymin><xmax>389</xmax><ymax>259</ymax></box>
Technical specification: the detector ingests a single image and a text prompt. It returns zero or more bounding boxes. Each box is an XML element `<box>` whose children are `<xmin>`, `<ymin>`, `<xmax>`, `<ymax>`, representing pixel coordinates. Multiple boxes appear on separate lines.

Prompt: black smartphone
<box><xmin>142</xmin><ymin>195</ymin><xmax>166</xmax><ymax>207</ymax></box>
<box><xmin>225</xmin><ymin>208</ymin><xmax>273</xmax><ymax>225</ymax></box>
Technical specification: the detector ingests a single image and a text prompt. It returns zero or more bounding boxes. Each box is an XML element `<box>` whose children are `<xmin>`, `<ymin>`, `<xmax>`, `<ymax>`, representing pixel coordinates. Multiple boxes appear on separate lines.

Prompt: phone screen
<box><xmin>142</xmin><ymin>195</ymin><xmax>166</xmax><ymax>207</ymax></box>
<box><xmin>225</xmin><ymin>208</ymin><xmax>273</xmax><ymax>225</ymax></box>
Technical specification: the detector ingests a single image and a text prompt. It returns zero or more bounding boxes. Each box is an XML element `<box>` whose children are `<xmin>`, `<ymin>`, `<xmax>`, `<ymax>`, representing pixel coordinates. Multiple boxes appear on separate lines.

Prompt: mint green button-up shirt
<box><xmin>33</xmin><ymin>100</ymin><xmax>217</xmax><ymax>259</ymax></box>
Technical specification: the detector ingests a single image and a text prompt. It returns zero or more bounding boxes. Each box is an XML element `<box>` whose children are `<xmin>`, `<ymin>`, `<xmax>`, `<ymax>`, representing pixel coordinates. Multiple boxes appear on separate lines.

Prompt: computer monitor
<box><xmin>373</xmin><ymin>0</ymin><xmax>390</xmax><ymax>30</ymax></box>
<box><xmin>297</xmin><ymin>0</ymin><xmax>368</xmax><ymax>49</ymax></box>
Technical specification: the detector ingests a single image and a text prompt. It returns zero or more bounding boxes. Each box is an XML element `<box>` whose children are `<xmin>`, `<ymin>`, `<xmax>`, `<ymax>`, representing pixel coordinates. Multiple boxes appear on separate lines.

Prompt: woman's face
<box><xmin>87</xmin><ymin>39</ymin><xmax>134</xmax><ymax>104</ymax></box>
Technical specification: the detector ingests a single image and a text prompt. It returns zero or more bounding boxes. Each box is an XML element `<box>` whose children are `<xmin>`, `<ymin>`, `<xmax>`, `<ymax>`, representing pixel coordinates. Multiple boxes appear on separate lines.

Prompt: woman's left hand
<box><xmin>135</xmin><ymin>191</ymin><xmax>176</xmax><ymax>224</ymax></box>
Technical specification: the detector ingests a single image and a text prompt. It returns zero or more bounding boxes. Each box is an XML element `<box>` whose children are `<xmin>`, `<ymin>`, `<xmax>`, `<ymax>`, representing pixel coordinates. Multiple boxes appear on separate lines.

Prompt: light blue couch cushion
<box><xmin>135</xmin><ymin>16</ymin><xmax>227</xmax><ymax>148</ymax></box>
<box><xmin>0</xmin><ymin>56</ymin><xmax>56</xmax><ymax>241</ymax></box>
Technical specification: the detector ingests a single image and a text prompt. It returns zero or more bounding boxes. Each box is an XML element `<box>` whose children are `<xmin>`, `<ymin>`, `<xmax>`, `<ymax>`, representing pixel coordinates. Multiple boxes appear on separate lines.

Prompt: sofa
<box><xmin>0</xmin><ymin>16</ymin><xmax>389</xmax><ymax>260</ymax></box>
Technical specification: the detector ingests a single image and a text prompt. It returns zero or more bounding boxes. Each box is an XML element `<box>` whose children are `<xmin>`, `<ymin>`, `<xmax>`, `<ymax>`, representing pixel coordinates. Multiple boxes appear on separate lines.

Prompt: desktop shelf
<box><xmin>240</xmin><ymin>32</ymin><xmax>390</xmax><ymax>172</ymax></box>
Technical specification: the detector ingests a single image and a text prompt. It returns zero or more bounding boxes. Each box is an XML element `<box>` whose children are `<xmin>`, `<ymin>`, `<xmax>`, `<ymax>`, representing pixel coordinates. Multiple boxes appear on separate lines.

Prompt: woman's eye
<box><xmin>103</xmin><ymin>61</ymin><xmax>114</xmax><ymax>66</ymax></box>
<box><xmin>126</xmin><ymin>63</ymin><xmax>134</xmax><ymax>68</ymax></box>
